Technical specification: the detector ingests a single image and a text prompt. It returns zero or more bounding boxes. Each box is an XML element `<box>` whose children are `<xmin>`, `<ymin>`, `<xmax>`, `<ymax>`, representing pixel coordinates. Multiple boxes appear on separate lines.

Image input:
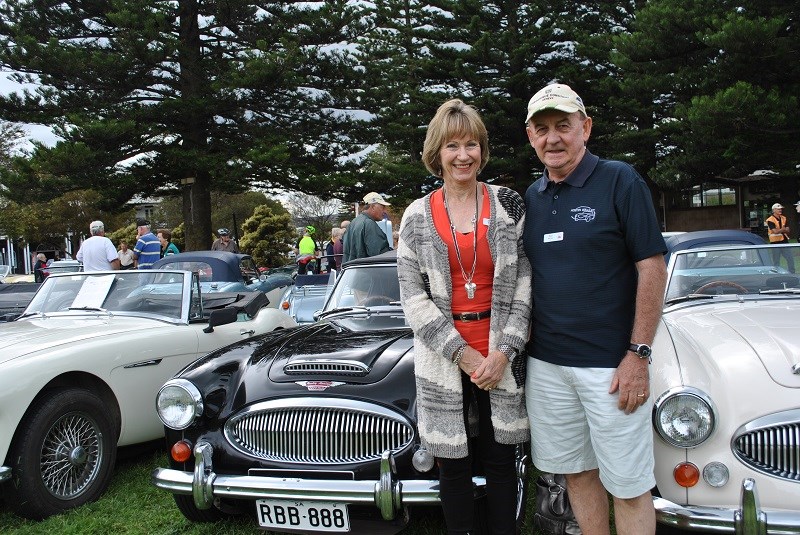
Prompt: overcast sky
<box><xmin>1</xmin><ymin>70</ymin><xmax>60</xmax><ymax>149</ymax></box>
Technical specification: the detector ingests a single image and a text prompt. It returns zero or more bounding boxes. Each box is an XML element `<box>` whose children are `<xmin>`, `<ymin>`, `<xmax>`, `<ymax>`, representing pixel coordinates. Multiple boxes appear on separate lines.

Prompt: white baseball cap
<box><xmin>525</xmin><ymin>83</ymin><xmax>586</xmax><ymax>123</ymax></box>
<box><xmin>772</xmin><ymin>203</ymin><xmax>784</xmax><ymax>210</ymax></box>
<box><xmin>363</xmin><ymin>192</ymin><xmax>391</xmax><ymax>206</ymax></box>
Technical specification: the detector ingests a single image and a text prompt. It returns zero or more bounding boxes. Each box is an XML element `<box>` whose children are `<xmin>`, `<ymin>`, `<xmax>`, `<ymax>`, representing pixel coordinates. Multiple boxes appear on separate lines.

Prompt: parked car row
<box><xmin>2</xmin><ymin>231</ymin><xmax>798</xmax><ymax>534</ymax></box>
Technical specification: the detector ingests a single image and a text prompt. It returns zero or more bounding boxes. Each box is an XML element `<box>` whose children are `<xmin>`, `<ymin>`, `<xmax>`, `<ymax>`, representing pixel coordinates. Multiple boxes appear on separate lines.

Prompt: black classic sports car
<box><xmin>152</xmin><ymin>250</ymin><xmax>528</xmax><ymax>534</ymax></box>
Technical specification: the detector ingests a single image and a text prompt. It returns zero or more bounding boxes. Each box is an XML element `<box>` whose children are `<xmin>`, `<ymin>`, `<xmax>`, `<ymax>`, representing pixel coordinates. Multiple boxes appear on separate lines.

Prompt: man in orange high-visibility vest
<box><xmin>765</xmin><ymin>203</ymin><xmax>795</xmax><ymax>273</ymax></box>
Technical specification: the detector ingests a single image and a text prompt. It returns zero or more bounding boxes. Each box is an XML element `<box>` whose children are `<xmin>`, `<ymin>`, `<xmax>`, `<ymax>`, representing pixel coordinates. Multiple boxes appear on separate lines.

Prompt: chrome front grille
<box><xmin>732</xmin><ymin>409</ymin><xmax>800</xmax><ymax>481</ymax></box>
<box><xmin>224</xmin><ymin>397</ymin><xmax>414</xmax><ymax>464</ymax></box>
<box><xmin>284</xmin><ymin>359</ymin><xmax>370</xmax><ymax>376</ymax></box>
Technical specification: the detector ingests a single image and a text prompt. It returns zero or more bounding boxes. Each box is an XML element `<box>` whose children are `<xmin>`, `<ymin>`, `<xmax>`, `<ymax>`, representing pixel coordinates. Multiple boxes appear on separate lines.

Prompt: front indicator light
<box><xmin>702</xmin><ymin>462</ymin><xmax>729</xmax><ymax>487</ymax></box>
<box><xmin>171</xmin><ymin>440</ymin><xmax>193</xmax><ymax>463</ymax></box>
<box><xmin>281</xmin><ymin>301</ymin><xmax>290</xmax><ymax>310</ymax></box>
<box><xmin>674</xmin><ymin>462</ymin><xmax>700</xmax><ymax>488</ymax></box>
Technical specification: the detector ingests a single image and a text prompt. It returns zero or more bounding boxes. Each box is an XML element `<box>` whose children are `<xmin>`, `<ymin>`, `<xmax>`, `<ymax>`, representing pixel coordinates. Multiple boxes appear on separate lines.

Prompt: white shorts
<box><xmin>525</xmin><ymin>358</ymin><xmax>656</xmax><ymax>499</ymax></box>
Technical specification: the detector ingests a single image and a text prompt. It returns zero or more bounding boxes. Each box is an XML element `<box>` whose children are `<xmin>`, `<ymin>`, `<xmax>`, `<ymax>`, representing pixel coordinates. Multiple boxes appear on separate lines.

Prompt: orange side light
<box><xmin>171</xmin><ymin>440</ymin><xmax>193</xmax><ymax>463</ymax></box>
<box><xmin>281</xmin><ymin>301</ymin><xmax>290</xmax><ymax>310</ymax></box>
<box><xmin>674</xmin><ymin>462</ymin><xmax>700</xmax><ymax>488</ymax></box>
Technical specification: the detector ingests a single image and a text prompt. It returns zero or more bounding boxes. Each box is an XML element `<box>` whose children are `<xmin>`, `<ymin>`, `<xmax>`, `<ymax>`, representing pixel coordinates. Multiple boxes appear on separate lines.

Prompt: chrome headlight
<box><xmin>156</xmin><ymin>379</ymin><xmax>204</xmax><ymax>430</ymax></box>
<box><xmin>653</xmin><ymin>387</ymin><xmax>715</xmax><ymax>448</ymax></box>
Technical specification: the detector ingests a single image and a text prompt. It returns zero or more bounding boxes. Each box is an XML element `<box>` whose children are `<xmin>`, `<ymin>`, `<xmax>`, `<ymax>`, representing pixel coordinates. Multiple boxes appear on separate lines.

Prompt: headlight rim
<box><xmin>156</xmin><ymin>378</ymin><xmax>204</xmax><ymax>430</ymax></box>
<box><xmin>653</xmin><ymin>386</ymin><xmax>716</xmax><ymax>448</ymax></box>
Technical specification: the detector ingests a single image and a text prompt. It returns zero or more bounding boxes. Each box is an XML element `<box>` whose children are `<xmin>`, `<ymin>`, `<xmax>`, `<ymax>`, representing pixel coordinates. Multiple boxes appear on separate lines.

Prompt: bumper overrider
<box><xmin>151</xmin><ymin>442</ymin><xmax>488</xmax><ymax>520</ymax></box>
<box><xmin>654</xmin><ymin>478</ymin><xmax>800</xmax><ymax>534</ymax></box>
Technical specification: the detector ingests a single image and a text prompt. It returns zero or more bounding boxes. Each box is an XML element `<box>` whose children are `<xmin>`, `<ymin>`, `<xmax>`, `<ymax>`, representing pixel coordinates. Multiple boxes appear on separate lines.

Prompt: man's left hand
<box><xmin>609</xmin><ymin>352</ymin><xmax>650</xmax><ymax>414</ymax></box>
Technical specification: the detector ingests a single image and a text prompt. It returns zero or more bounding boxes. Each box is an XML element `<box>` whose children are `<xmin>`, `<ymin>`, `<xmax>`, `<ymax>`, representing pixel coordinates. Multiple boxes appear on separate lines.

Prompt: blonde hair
<box><xmin>422</xmin><ymin>99</ymin><xmax>489</xmax><ymax>177</ymax></box>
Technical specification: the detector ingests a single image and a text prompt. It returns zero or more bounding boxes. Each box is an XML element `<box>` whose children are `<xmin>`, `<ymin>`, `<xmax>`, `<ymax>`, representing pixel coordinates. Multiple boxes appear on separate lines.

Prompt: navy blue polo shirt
<box><xmin>523</xmin><ymin>151</ymin><xmax>666</xmax><ymax>367</ymax></box>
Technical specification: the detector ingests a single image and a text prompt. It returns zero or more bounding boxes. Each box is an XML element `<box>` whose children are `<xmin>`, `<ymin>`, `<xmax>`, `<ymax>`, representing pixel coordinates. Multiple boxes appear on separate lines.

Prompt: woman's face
<box><xmin>439</xmin><ymin>133</ymin><xmax>481</xmax><ymax>185</ymax></box>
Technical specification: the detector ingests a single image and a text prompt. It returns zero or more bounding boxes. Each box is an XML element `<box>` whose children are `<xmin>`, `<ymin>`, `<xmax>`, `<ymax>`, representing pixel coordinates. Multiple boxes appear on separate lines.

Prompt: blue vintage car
<box><xmin>152</xmin><ymin>251</ymin><xmax>293</xmax><ymax>304</ymax></box>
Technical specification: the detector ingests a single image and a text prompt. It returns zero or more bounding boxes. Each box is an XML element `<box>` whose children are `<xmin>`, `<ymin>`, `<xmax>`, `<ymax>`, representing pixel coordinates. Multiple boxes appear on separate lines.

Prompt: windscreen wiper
<box><xmin>316</xmin><ymin>306</ymin><xmax>369</xmax><ymax>319</ymax></box>
<box><xmin>664</xmin><ymin>294</ymin><xmax>717</xmax><ymax>306</ymax></box>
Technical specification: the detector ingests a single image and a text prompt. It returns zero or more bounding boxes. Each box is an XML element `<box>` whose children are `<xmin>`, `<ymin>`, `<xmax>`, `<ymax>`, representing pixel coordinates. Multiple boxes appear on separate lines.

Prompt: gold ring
<box><xmin>637</xmin><ymin>393</ymin><xmax>645</xmax><ymax>397</ymax></box>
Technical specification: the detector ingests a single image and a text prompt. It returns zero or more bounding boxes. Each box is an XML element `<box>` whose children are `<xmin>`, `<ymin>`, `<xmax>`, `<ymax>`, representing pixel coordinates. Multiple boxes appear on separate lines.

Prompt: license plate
<box><xmin>255</xmin><ymin>499</ymin><xmax>350</xmax><ymax>532</ymax></box>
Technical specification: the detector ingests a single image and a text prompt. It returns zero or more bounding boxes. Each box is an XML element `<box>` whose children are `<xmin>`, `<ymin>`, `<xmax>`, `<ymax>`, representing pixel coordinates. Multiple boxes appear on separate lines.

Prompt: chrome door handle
<box><xmin>240</xmin><ymin>329</ymin><xmax>255</xmax><ymax>336</ymax></box>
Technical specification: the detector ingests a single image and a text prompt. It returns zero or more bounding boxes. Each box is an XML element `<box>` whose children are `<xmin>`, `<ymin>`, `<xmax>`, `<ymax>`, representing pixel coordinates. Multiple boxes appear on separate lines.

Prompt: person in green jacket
<box><xmin>341</xmin><ymin>192</ymin><xmax>391</xmax><ymax>263</ymax></box>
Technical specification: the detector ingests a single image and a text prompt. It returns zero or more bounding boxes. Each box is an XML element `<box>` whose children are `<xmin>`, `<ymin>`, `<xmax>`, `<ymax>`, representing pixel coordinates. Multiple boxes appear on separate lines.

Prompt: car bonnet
<box><xmin>664</xmin><ymin>301</ymin><xmax>800</xmax><ymax>388</ymax></box>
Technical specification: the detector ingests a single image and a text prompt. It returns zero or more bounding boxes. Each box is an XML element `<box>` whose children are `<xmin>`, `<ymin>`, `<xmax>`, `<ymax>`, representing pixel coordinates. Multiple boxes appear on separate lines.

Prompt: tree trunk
<box><xmin>178</xmin><ymin>0</ymin><xmax>212</xmax><ymax>251</ymax></box>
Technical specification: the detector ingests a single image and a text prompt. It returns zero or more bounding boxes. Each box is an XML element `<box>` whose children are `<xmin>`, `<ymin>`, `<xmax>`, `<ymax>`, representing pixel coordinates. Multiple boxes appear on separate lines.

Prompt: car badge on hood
<box><xmin>295</xmin><ymin>380</ymin><xmax>346</xmax><ymax>392</ymax></box>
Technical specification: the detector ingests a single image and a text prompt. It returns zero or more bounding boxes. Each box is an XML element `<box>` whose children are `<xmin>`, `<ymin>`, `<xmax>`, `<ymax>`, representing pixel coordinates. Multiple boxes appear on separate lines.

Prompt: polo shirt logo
<box><xmin>571</xmin><ymin>206</ymin><xmax>596</xmax><ymax>222</ymax></box>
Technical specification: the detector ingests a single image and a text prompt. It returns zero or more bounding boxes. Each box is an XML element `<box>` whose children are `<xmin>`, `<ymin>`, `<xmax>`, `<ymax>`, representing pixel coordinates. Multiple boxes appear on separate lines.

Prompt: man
<box><xmin>295</xmin><ymin>225</ymin><xmax>319</xmax><ymax>274</ymax></box>
<box><xmin>117</xmin><ymin>241</ymin><xmax>135</xmax><ymax>269</ymax></box>
<box><xmin>211</xmin><ymin>228</ymin><xmax>240</xmax><ymax>253</ymax></box>
<box><xmin>766</xmin><ymin>203</ymin><xmax>795</xmax><ymax>272</ymax></box>
<box><xmin>133</xmin><ymin>219</ymin><xmax>161</xmax><ymax>269</ymax></box>
<box><xmin>76</xmin><ymin>220</ymin><xmax>121</xmax><ymax>271</ymax></box>
<box><xmin>341</xmin><ymin>192</ymin><xmax>391</xmax><ymax>263</ymax></box>
<box><xmin>522</xmin><ymin>83</ymin><xmax>667</xmax><ymax>535</ymax></box>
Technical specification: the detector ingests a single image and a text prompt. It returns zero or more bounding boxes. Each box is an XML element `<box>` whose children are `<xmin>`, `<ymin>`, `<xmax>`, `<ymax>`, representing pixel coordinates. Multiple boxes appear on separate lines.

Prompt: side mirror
<box><xmin>202</xmin><ymin>307</ymin><xmax>238</xmax><ymax>333</ymax></box>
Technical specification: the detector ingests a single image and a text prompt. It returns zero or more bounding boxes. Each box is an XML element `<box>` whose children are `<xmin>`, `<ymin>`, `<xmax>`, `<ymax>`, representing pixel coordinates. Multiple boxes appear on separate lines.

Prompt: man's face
<box><xmin>120</xmin><ymin>243</ymin><xmax>128</xmax><ymax>251</ymax></box>
<box><xmin>137</xmin><ymin>226</ymin><xmax>147</xmax><ymax>237</ymax></box>
<box><xmin>526</xmin><ymin>110</ymin><xmax>592</xmax><ymax>181</ymax></box>
<box><xmin>220</xmin><ymin>234</ymin><xmax>230</xmax><ymax>242</ymax></box>
<box><xmin>774</xmin><ymin>207</ymin><xmax>784</xmax><ymax>216</ymax></box>
<box><xmin>365</xmin><ymin>203</ymin><xmax>385</xmax><ymax>221</ymax></box>
<box><xmin>796</xmin><ymin>204</ymin><xmax>800</xmax><ymax>214</ymax></box>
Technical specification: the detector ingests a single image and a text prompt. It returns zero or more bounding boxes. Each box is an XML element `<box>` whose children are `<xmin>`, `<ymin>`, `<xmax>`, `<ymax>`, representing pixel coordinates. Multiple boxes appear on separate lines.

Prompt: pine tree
<box><xmin>0</xmin><ymin>0</ymin><xmax>370</xmax><ymax>249</ymax></box>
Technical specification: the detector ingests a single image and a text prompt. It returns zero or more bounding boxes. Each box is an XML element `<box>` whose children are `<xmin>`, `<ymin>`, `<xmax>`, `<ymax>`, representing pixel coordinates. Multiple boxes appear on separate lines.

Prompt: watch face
<box><xmin>638</xmin><ymin>345</ymin><xmax>652</xmax><ymax>358</ymax></box>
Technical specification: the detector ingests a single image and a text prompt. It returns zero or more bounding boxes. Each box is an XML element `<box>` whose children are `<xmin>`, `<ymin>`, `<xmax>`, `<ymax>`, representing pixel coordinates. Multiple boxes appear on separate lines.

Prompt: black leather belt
<box><xmin>453</xmin><ymin>309</ymin><xmax>491</xmax><ymax>322</ymax></box>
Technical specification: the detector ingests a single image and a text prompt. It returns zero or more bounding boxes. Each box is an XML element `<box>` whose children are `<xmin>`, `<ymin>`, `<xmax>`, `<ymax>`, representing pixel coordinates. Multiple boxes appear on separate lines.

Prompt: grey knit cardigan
<box><xmin>396</xmin><ymin>184</ymin><xmax>532</xmax><ymax>459</ymax></box>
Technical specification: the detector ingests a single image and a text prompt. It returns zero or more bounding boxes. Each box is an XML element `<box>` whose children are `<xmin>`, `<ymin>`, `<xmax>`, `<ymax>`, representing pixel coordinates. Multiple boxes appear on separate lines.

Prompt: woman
<box><xmin>396</xmin><ymin>99</ymin><xmax>531</xmax><ymax>534</ymax></box>
<box><xmin>157</xmin><ymin>228</ymin><xmax>180</xmax><ymax>257</ymax></box>
<box><xmin>327</xmin><ymin>227</ymin><xmax>343</xmax><ymax>271</ymax></box>
<box><xmin>33</xmin><ymin>253</ymin><xmax>47</xmax><ymax>282</ymax></box>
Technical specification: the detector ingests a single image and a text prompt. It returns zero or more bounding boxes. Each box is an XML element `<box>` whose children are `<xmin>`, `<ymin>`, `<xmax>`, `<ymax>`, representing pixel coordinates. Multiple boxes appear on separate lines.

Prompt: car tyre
<box><xmin>6</xmin><ymin>388</ymin><xmax>117</xmax><ymax>519</ymax></box>
<box><xmin>173</xmin><ymin>493</ymin><xmax>227</xmax><ymax>522</ymax></box>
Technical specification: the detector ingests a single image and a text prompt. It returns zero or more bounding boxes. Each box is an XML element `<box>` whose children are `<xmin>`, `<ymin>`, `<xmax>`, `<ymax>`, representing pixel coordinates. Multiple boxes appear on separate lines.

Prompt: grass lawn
<box><xmin>0</xmin><ymin>445</ymin><xmax>551</xmax><ymax>534</ymax></box>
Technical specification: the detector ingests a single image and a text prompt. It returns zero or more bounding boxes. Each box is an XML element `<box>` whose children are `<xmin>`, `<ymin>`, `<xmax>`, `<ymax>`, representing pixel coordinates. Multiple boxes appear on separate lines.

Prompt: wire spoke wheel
<box><xmin>40</xmin><ymin>412</ymin><xmax>104</xmax><ymax>499</ymax></box>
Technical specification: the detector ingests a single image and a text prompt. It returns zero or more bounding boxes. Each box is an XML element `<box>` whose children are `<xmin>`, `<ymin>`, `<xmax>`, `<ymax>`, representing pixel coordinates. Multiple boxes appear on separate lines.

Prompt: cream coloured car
<box><xmin>652</xmin><ymin>242</ymin><xmax>800</xmax><ymax>533</ymax></box>
<box><xmin>0</xmin><ymin>269</ymin><xmax>296</xmax><ymax>519</ymax></box>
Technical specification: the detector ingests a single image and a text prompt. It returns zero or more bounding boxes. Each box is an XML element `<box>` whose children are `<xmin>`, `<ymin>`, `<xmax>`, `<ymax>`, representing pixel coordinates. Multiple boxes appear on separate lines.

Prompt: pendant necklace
<box><xmin>443</xmin><ymin>184</ymin><xmax>478</xmax><ymax>299</ymax></box>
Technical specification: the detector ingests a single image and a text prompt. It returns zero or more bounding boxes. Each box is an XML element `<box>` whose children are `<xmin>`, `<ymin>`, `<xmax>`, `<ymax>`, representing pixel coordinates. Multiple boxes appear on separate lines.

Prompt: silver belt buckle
<box><xmin>459</xmin><ymin>313</ymin><xmax>472</xmax><ymax>322</ymax></box>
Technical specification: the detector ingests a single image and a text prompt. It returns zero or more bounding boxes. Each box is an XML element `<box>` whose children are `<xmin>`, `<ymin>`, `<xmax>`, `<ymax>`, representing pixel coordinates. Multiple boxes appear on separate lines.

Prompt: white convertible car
<box><xmin>652</xmin><ymin>242</ymin><xmax>800</xmax><ymax>533</ymax></box>
<box><xmin>0</xmin><ymin>269</ymin><xmax>296</xmax><ymax>519</ymax></box>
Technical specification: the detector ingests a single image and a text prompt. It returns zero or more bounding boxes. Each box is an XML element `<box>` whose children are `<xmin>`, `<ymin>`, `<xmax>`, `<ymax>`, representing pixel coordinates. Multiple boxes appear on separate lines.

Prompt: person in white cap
<box><xmin>522</xmin><ymin>83</ymin><xmax>667</xmax><ymax>534</ymax></box>
<box><xmin>340</xmin><ymin>192</ymin><xmax>391</xmax><ymax>263</ymax></box>
<box><xmin>76</xmin><ymin>220</ymin><xmax>121</xmax><ymax>271</ymax></box>
<box><xmin>765</xmin><ymin>202</ymin><xmax>795</xmax><ymax>272</ymax></box>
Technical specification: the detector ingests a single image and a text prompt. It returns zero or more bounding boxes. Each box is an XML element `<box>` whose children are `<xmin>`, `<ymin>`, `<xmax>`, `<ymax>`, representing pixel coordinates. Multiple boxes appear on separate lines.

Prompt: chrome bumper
<box><xmin>152</xmin><ymin>442</ymin><xmax>486</xmax><ymax>521</ymax></box>
<box><xmin>655</xmin><ymin>478</ymin><xmax>800</xmax><ymax>534</ymax></box>
<box><xmin>0</xmin><ymin>466</ymin><xmax>10</xmax><ymax>483</ymax></box>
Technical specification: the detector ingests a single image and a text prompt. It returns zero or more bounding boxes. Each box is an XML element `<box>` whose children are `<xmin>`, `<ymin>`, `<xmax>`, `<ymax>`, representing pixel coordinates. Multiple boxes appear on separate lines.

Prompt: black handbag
<box><xmin>532</xmin><ymin>473</ymin><xmax>582</xmax><ymax>535</ymax></box>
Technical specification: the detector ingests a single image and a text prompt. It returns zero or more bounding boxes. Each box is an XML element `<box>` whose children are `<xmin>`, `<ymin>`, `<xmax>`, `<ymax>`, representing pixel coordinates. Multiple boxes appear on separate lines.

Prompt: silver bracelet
<box><xmin>452</xmin><ymin>345</ymin><xmax>466</xmax><ymax>365</ymax></box>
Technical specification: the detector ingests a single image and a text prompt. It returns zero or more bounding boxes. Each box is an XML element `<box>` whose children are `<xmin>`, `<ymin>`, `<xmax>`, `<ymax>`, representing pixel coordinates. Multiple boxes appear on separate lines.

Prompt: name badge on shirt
<box><xmin>543</xmin><ymin>232</ymin><xmax>564</xmax><ymax>243</ymax></box>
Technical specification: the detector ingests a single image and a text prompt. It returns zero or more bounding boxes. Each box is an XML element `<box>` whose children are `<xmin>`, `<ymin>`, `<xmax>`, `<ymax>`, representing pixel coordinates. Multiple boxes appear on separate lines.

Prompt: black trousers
<box><xmin>438</xmin><ymin>372</ymin><xmax>518</xmax><ymax>535</ymax></box>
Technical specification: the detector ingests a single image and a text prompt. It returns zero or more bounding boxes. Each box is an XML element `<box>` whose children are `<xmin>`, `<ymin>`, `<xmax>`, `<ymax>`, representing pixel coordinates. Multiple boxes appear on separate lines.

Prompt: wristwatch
<box><xmin>628</xmin><ymin>343</ymin><xmax>652</xmax><ymax>360</ymax></box>
<box><xmin>498</xmin><ymin>344</ymin><xmax>517</xmax><ymax>361</ymax></box>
